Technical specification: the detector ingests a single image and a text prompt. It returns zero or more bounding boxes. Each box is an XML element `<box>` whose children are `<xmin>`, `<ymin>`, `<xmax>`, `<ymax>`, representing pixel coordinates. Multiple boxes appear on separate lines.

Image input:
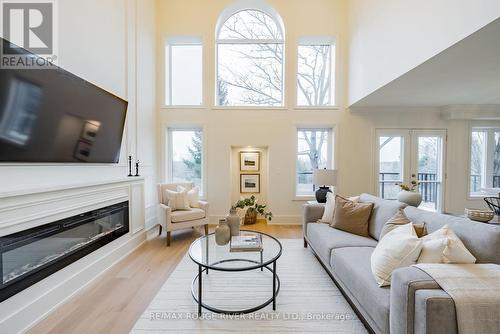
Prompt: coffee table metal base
<box><xmin>191</xmin><ymin>259</ymin><xmax>280</xmax><ymax>315</ymax></box>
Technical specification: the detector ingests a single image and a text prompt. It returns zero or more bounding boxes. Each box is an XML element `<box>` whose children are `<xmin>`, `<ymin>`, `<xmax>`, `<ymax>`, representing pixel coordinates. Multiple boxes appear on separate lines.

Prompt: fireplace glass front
<box><xmin>0</xmin><ymin>201</ymin><xmax>129</xmax><ymax>301</ymax></box>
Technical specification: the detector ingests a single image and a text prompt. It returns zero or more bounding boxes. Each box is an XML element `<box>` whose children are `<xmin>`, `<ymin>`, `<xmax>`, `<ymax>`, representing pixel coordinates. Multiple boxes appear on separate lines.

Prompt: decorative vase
<box><xmin>215</xmin><ymin>219</ymin><xmax>230</xmax><ymax>245</ymax></box>
<box><xmin>244</xmin><ymin>209</ymin><xmax>257</xmax><ymax>225</ymax></box>
<box><xmin>397</xmin><ymin>190</ymin><xmax>422</xmax><ymax>207</ymax></box>
<box><xmin>226</xmin><ymin>208</ymin><xmax>240</xmax><ymax>236</ymax></box>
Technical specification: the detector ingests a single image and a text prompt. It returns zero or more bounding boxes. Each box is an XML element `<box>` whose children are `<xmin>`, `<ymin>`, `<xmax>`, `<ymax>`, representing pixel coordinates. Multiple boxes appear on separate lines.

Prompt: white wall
<box><xmin>0</xmin><ymin>0</ymin><xmax>158</xmax><ymax>227</ymax></box>
<box><xmin>157</xmin><ymin>0</ymin><xmax>492</xmax><ymax>223</ymax></box>
<box><xmin>0</xmin><ymin>0</ymin><xmax>157</xmax><ymax>331</ymax></box>
<box><xmin>157</xmin><ymin>0</ymin><xmax>346</xmax><ymax>224</ymax></box>
<box><xmin>347</xmin><ymin>0</ymin><xmax>500</xmax><ymax>106</ymax></box>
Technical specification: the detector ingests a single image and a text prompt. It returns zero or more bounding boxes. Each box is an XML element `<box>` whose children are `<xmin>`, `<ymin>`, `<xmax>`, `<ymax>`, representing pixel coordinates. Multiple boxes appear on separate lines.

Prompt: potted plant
<box><xmin>396</xmin><ymin>174</ymin><xmax>422</xmax><ymax>207</ymax></box>
<box><xmin>233</xmin><ymin>196</ymin><xmax>273</xmax><ymax>225</ymax></box>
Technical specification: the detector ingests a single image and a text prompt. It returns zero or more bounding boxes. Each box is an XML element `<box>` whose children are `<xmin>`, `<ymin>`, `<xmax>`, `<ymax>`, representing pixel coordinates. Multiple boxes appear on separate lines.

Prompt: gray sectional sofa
<box><xmin>303</xmin><ymin>194</ymin><xmax>500</xmax><ymax>334</ymax></box>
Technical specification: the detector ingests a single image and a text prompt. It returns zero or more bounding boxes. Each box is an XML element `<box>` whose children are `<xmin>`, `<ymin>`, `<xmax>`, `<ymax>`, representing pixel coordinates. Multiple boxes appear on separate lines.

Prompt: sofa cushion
<box><xmin>306</xmin><ymin>223</ymin><xmax>377</xmax><ymax>263</ymax></box>
<box><xmin>330</xmin><ymin>247</ymin><xmax>391</xmax><ymax>334</ymax></box>
<box><xmin>359</xmin><ymin>193</ymin><xmax>407</xmax><ymax>240</ymax></box>
<box><xmin>171</xmin><ymin>208</ymin><xmax>205</xmax><ymax>223</ymax></box>
<box><xmin>404</xmin><ymin>206</ymin><xmax>500</xmax><ymax>264</ymax></box>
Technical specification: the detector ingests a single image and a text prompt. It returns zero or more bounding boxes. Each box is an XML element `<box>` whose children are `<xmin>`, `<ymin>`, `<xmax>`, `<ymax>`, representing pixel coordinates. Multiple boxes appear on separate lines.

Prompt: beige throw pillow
<box><xmin>371</xmin><ymin>223</ymin><xmax>423</xmax><ymax>287</ymax></box>
<box><xmin>417</xmin><ymin>225</ymin><xmax>476</xmax><ymax>264</ymax></box>
<box><xmin>379</xmin><ymin>209</ymin><xmax>427</xmax><ymax>240</ymax></box>
<box><xmin>164</xmin><ymin>188</ymin><xmax>190</xmax><ymax>211</ymax></box>
<box><xmin>330</xmin><ymin>196</ymin><xmax>373</xmax><ymax>237</ymax></box>
<box><xmin>178</xmin><ymin>185</ymin><xmax>200</xmax><ymax>208</ymax></box>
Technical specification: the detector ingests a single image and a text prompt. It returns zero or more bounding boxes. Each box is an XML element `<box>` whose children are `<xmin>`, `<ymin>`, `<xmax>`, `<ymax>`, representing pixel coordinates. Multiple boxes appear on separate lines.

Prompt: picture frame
<box><xmin>81</xmin><ymin>121</ymin><xmax>101</xmax><ymax>143</ymax></box>
<box><xmin>240</xmin><ymin>174</ymin><xmax>260</xmax><ymax>193</ymax></box>
<box><xmin>74</xmin><ymin>140</ymin><xmax>92</xmax><ymax>161</ymax></box>
<box><xmin>240</xmin><ymin>151</ymin><xmax>260</xmax><ymax>172</ymax></box>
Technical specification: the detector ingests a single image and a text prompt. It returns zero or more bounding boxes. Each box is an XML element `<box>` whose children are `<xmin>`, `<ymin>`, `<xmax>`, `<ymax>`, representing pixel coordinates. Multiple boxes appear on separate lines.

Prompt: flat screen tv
<box><xmin>0</xmin><ymin>37</ymin><xmax>128</xmax><ymax>163</ymax></box>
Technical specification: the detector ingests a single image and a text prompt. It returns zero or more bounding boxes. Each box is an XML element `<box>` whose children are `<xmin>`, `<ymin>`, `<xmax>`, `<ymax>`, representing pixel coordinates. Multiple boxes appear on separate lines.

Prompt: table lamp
<box><xmin>312</xmin><ymin>169</ymin><xmax>337</xmax><ymax>203</ymax></box>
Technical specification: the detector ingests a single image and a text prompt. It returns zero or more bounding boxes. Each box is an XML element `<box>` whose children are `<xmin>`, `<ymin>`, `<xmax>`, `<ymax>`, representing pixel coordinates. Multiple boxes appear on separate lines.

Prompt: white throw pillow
<box><xmin>164</xmin><ymin>188</ymin><xmax>190</xmax><ymax>211</ymax></box>
<box><xmin>177</xmin><ymin>186</ymin><xmax>200</xmax><ymax>208</ymax></box>
<box><xmin>417</xmin><ymin>238</ymin><xmax>449</xmax><ymax>263</ymax></box>
<box><xmin>418</xmin><ymin>225</ymin><xmax>476</xmax><ymax>264</ymax></box>
<box><xmin>319</xmin><ymin>192</ymin><xmax>336</xmax><ymax>223</ymax></box>
<box><xmin>371</xmin><ymin>223</ymin><xmax>423</xmax><ymax>287</ymax></box>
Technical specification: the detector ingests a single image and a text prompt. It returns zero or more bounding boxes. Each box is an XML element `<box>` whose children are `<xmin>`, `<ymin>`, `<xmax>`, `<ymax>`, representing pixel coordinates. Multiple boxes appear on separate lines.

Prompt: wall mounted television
<box><xmin>0</xmin><ymin>37</ymin><xmax>128</xmax><ymax>163</ymax></box>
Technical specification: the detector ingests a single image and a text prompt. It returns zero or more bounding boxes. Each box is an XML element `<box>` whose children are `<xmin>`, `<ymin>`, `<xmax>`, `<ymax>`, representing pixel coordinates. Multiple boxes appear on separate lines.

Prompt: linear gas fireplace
<box><xmin>0</xmin><ymin>201</ymin><xmax>129</xmax><ymax>302</ymax></box>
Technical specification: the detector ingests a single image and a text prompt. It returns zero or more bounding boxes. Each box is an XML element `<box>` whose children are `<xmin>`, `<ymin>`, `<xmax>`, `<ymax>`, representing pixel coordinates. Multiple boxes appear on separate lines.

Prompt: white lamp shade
<box><xmin>313</xmin><ymin>169</ymin><xmax>337</xmax><ymax>186</ymax></box>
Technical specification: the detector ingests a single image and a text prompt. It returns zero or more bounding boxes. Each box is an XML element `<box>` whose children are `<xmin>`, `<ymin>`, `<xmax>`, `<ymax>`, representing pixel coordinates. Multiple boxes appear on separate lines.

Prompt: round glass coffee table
<box><xmin>188</xmin><ymin>230</ymin><xmax>282</xmax><ymax>315</ymax></box>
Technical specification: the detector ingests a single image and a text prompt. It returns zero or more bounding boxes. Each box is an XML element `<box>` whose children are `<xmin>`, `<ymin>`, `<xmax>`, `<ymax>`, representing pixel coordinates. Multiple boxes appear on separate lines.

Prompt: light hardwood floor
<box><xmin>28</xmin><ymin>222</ymin><xmax>302</xmax><ymax>334</ymax></box>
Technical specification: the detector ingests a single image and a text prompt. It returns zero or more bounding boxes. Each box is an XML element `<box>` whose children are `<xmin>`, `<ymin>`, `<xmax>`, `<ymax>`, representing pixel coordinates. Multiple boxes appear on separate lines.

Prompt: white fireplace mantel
<box><xmin>0</xmin><ymin>177</ymin><xmax>147</xmax><ymax>333</ymax></box>
<box><xmin>0</xmin><ymin>177</ymin><xmax>145</xmax><ymax>236</ymax></box>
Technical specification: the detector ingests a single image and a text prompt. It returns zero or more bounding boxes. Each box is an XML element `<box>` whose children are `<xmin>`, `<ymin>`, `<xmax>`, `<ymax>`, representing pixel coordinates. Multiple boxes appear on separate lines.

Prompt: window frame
<box><xmin>294</xmin><ymin>126</ymin><xmax>335</xmax><ymax>200</ymax></box>
<box><xmin>163</xmin><ymin>36</ymin><xmax>204</xmax><ymax>108</ymax></box>
<box><xmin>374</xmin><ymin>128</ymin><xmax>447</xmax><ymax>212</ymax></box>
<box><xmin>215</xmin><ymin>4</ymin><xmax>285</xmax><ymax>108</ymax></box>
<box><xmin>295</xmin><ymin>36</ymin><xmax>338</xmax><ymax>109</ymax></box>
<box><xmin>165</xmin><ymin>127</ymin><xmax>206</xmax><ymax>197</ymax></box>
<box><xmin>468</xmin><ymin>124</ymin><xmax>500</xmax><ymax>198</ymax></box>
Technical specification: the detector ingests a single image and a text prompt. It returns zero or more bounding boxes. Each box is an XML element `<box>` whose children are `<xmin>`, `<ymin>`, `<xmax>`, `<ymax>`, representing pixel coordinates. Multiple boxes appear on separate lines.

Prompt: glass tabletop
<box><xmin>188</xmin><ymin>230</ymin><xmax>282</xmax><ymax>271</ymax></box>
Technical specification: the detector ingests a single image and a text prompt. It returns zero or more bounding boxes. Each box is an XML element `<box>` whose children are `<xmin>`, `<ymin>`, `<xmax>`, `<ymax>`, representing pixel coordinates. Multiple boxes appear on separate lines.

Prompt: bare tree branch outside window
<box><xmin>216</xmin><ymin>10</ymin><xmax>334</xmax><ymax>194</ymax></box>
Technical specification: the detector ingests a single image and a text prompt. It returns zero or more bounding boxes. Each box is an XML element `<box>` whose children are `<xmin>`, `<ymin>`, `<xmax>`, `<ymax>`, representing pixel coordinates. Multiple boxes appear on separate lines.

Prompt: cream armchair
<box><xmin>157</xmin><ymin>182</ymin><xmax>209</xmax><ymax>246</ymax></box>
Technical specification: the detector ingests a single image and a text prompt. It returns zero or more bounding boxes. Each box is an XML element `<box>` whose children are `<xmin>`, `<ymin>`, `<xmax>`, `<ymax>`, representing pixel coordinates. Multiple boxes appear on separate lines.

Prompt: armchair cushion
<box><xmin>171</xmin><ymin>208</ymin><xmax>206</xmax><ymax>223</ymax></box>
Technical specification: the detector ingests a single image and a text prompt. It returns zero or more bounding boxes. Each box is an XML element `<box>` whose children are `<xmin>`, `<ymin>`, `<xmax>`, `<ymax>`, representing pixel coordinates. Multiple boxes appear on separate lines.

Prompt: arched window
<box><xmin>216</xmin><ymin>5</ymin><xmax>284</xmax><ymax>106</ymax></box>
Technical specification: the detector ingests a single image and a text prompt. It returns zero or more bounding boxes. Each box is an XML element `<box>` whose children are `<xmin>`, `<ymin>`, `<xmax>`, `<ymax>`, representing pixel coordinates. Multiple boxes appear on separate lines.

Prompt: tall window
<box><xmin>297</xmin><ymin>38</ymin><xmax>336</xmax><ymax>106</ymax></box>
<box><xmin>296</xmin><ymin>128</ymin><xmax>333</xmax><ymax>196</ymax></box>
<box><xmin>165</xmin><ymin>37</ymin><xmax>203</xmax><ymax>106</ymax></box>
<box><xmin>470</xmin><ymin>127</ymin><xmax>500</xmax><ymax>196</ymax></box>
<box><xmin>216</xmin><ymin>9</ymin><xmax>284</xmax><ymax>106</ymax></box>
<box><xmin>167</xmin><ymin>129</ymin><xmax>204</xmax><ymax>194</ymax></box>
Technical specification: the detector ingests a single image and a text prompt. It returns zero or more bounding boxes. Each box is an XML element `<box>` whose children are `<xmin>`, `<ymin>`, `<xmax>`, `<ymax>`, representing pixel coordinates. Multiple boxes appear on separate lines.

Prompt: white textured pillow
<box><xmin>319</xmin><ymin>192</ymin><xmax>336</xmax><ymax>223</ymax></box>
<box><xmin>164</xmin><ymin>188</ymin><xmax>190</xmax><ymax>211</ymax></box>
<box><xmin>418</xmin><ymin>225</ymin><xmax>476</xmax><ymax>264</ymax></box>
<box><xmin>417</xmin><ymin>238</ymin><xmax>449</xmax><ymax>263</ymax></box>
<box><xmin>178</xmin><ymin>186</ymin><xmax>200</xmax><ymax>208</ymax></box>
<box><xmin>371</xmin><ymin>223</ymin><xmax>423</xmax><ymax>287</ymax></box>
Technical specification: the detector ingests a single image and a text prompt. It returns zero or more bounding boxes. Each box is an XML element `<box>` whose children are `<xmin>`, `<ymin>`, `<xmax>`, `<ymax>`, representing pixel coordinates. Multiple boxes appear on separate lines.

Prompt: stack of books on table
<box><xmin>230</xmin><ymin>232</ymin><xmax>263</xmax><ymax>252</ymax></box>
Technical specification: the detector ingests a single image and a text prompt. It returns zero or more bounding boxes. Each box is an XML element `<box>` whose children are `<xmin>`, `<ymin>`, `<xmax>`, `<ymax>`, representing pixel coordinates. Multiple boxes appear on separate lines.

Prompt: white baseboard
<box><xmin>0</xmin><ymin>231</ymin><xmax>147</xmax><ymax>334</ymax></box>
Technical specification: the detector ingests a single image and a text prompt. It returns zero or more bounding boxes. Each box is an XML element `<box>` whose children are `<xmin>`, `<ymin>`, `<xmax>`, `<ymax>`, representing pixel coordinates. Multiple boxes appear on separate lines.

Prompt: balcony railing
<box><xmin>379</xmin><ymin>173</ymin><xmax>439</xmax><ymax>205</ymax></box>
<box><xmin>470</xmin><ymin>174</ymin><xmax>500</xmax><ymax>192</ymax></box>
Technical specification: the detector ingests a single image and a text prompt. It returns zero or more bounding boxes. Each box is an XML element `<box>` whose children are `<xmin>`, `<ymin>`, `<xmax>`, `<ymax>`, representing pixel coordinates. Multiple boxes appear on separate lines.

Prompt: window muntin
<box><xmin>297</xmin><ymin>40</ymin><xmax>335</xmax><ymax>106</ymax></box>
<box><xmin>168</xmin><ymin>129</ymin><xmax>204</xmax><ymax>195</ymax></box>
<box><xmin>218</xmin><ymin>9</ymin><xmax>283</xmax><ymax>40</ymax></box>
<box><xmin>296</xmin><ymin>128</ymin><xmax>333</xmax><ymax>196</ymax></box>
<box><xmin>165</xmin><ymin>40</ymin><xmax>203</xmax><ymax>106</ymax></box>
<box><xmin>216</xmin><ymin>9</ymin><xmax>284</xmax><ymax>107</ymax></box>
<box><xmin>470</xmin><ymin>127</ymin><xmax>500</xmax><ymax>195</ymax></box>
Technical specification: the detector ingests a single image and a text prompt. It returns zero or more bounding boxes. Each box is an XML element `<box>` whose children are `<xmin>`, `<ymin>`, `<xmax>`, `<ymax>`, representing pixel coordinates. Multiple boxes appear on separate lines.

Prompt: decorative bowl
<box><xmin>465</xmin><ymin>208</ymin><xmax>495</xmax><ymax>223</ymax></box>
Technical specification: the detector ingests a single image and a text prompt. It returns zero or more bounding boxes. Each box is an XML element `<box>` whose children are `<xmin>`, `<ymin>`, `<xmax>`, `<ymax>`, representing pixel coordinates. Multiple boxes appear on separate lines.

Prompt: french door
<box><xmin>376</xmin><ymin>129</ymin><xmax>446</xmax><ymax>212</ymax></box>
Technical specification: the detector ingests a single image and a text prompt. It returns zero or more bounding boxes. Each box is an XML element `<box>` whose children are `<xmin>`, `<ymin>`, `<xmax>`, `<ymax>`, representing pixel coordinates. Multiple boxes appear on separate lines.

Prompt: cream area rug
<box><xmin>132</xmin><ymin>239</ymin><xmax>367</xmax><ymax>333</ymax></box>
